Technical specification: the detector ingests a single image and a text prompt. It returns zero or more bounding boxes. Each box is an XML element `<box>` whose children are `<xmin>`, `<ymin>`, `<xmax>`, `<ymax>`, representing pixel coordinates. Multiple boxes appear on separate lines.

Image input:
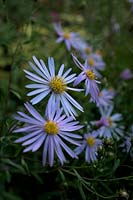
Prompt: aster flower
<box><xmin>24</xmin><ymin>56</ymin><xmax>83</xmax><ymax>118</ymax></box>
<box><xmin>73</xmin><ymin>37</ymin><xmax>92</xmax><ymax>59</ymax></box>
<box><xmin>53</xmin><ymin>22</ymin><xmax>80</xmax><ymax>51</ymax></box>
<box><xmin>91</xmin><ymin>105</ymin><xmax>124</xmax><ymax>139</ymax></box>
<box><xmin>86</xmin><ymin>52</ymin><xmax>106</xmax><ymax>72</ymax></box>
<box><xmin>72</xmin><ymin>54</ymin><xmax>100</xmax><ymax>104</ymax></box>
<box><xmin>13</xmin><ymin>102</ymin><xmax>83</xmax><ymax>167</ymax></box>
<box><xmin>75</xmin><ymin>131</ymin><xmax>102</xmax><ymax>163</ymax></box>
<box><xmin>120</xmin><ymin>125</ymin><xmax>133</xmax><ymax>157</ymax></box>
<box><xmin>90</xmin><ymin>88</ymin><xmax>115</xmax><ymax>107</ymax></box>
<box><xmin>120</xmin><ymin>68</ymin><xmax>133</xmax><ymax>80</ymax></box>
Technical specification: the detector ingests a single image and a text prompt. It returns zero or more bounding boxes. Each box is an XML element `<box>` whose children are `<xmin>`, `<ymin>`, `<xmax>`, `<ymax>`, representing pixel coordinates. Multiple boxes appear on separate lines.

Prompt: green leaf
<box><xmin>2</xmin><ymin>158</ymin><xmax>26</xmax><ymax>174</ymax></box>
<box><xmin>113</xmin><ymin>159</ymin><xmax>120</xmax><ymax>172</ymax></box>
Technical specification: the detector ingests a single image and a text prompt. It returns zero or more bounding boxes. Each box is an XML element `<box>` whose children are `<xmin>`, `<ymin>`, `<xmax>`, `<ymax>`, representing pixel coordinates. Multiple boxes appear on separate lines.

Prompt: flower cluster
<box><xmin>54</xmin><ymin>23</ymin><xmax>129</xmax><ymax>162</ymax></box>
<box><xmin>13</xmin><ymin>56</ymin><xmax>85</xmax><ymax>166</ymax></box>
<box><xmin>54</xmin><ymin>23</ymin><xmax>115</xmax><ymax>108</ymax></box>
<box><xmin>12</xmin><ymin>22</ymin><xmax>131</xmax><ymax>167</ymax></box>
<box><xmin>120</xmin><ymin>125</ymin><xmax>133</xmax><ymax>157</ymax></box>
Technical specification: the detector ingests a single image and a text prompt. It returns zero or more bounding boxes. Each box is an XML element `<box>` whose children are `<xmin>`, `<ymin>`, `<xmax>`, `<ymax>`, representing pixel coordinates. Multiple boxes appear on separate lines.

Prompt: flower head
<box><xmin>72</xmin><ymin>54</ymin><xmax>100</xmax><ymax>104</ymax></box>
<box><xmin>13</xmin><ymin>102</ymin><xmax>83</xmax><ymax>167</ymax></box>
<box><xmin>91</xmin><ymin>88</ymin><xmax>115</xmax><ymax>108</ymax></box>
<box><xmin>24</xmin><ymin>56</ymin><xmax>83</xmax><ymax>118</ymax></box>
<box><xmin>91</xmin><ymin>106</ymin><xmax>124</xmax><ymax>139</ymax></box>
<box><xmin>120</xmin><ymin>68</ymin><xmax>133</xmax><ymax>80</ymax></box>
<box><xmin>87</xmin><ymin>52</ymin><xmax>106</xmax><ymax>72</ymax></box>
<box><xmin>75</xmin><ymin>131</ymin><xmax>102</xmax><ymax>163</ymax></box>
<box><xmin>53</xmin><ymin>23</ymin><xmax>80</xmax><ymax>51</ymax></box>
<box><xmin>73</xmin><ymin>37</ymin><xmax>92</xmax><ymax>59</ymax></box>
<box><xmin>120</xmin><ymin>125</ymin><xmax>133</xmax><ymax>157</ymax></box>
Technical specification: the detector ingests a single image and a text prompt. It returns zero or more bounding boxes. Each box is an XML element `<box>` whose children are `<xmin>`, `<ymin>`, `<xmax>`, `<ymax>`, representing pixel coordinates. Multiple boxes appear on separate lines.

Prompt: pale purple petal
<box><xmin>30</xmin><ymin>90</ymin><xmax>50</xmax><ymax>105</ymax></box>
<box><xmin>22</xmin><ymin>133</ymin><xmax>43</xmax><ymax>146</ymax></box>
<box><xmin>42</xmin><ymin>136</ymin><xmax>49</xmax><ymax>166</ymax></box>
<box><xmin>15</xmin><ymin>130</ymin><xmax>41</xmax><ymax>143</ymax></box>
<box><xmin>56</xmin><ymin>37</ymin><xmax>64</xmax><ymax>43</ymax></box>
<box><xmin>58</xmin><ymin>64</ymin><xmax>64</xmax><ymax>76</ymax></box>
<box><xmin>32</xmin><ymin>134</ymin><xmax>46</xmax><ymax>152</ymax></box>
<box><xmin>48</xmin><ymin>57</ymin><xmax>55</xmax><ymax>77</ymax></box>
<box><xmin>24</xmin><ymin>103</ymin><xmax>45</xmax><ymax>122</ymax></box>
<box><xmin>48</xmin><ymin>136</ymin><xmax>54</xmax><ymax>167</ymax></box>
<box><xmin>27</xmin><ymin>88</ymin><xmax>49</xmax><ymax>96</ymax></box>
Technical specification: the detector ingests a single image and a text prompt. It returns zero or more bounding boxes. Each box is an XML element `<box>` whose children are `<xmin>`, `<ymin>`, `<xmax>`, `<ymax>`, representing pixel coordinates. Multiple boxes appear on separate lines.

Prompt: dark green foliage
<box><xmin>0</xmin><ymin>0</ymin><xmax>133</xmax><ymax>199</ymax></box>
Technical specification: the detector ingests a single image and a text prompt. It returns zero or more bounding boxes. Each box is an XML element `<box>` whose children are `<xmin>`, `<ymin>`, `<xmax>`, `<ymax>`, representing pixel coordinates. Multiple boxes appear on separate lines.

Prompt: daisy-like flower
<box><xmin>120</xmin><ymin>125</ymin><xmax>133</xmax><ymax>157</ymax></box>
<box><xmin>24</xmin><ymin>56</ymin><xmax>83</xmax><ymax>118</ymax></box>
<box><xmin>75</xmin><ymin>131</ymin><xmax>102</xmax><ymax>163</ymax></box>
<box><xmin>72</xmin><ymin>54</ymin><xmax>100</xmax><ymax>104</ymax></box>
<box><xmin>73</xmin><ymin>37</ymin><xmax>92</xmax><ymax>59</ymax></box>
<box><xmin>86</xmin><ymin>52</ymin><xmax>106</xmax><ymax>72</ymax></box>
<box><xmin>53</xmin><ymin>22</ymin><xmax>80</xmax><ymax>51</ymax></box>
<box><xmin>13</xmin><ymin>102</ymin><xmax>83</xmax><ymax>167</ymax></box>
<box><xmin>120</xmin><ymin>68</ymin><xmax>133</xmax><ymax>80</ymax></box>
<box><xmin>90</xmin><ymin>88</ymin><xmax>115</xmax><ymax>107</ymax></box>
<box><xmin>91</xmin><ymin>105</ymin><xmax>124</xmax><ymax>139</ymax></box>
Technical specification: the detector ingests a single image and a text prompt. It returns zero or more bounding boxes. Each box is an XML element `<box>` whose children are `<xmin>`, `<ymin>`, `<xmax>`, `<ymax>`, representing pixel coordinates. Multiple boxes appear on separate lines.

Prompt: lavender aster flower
<box><xmin>91</xmin><ymin>88</ymin><xmax>115</xmax><ymax>107</ymax></box>
<box><xmin>120</xmin><ymin>68</ymin><xmax>133</xmax><ymax>80</ymax></box>
<box><xmin>75</xmin><ymin>131</ymin><xmax>102</xmax><ymax>163</ymax></box>
<box><xmin>53</xmin><ymin>22</ymin><xmax>80</xmax><ymax>51</ymax></box>
<box><xmin>13</xmin><ymin>102</ymin><xmax>83</xmax><ymax>167</ymax></box>
<box><xmin>73</xmin><ymin>37</ymin><xmax>92</xmax><ymax>59</ymax></box>
<box><xmin>120</xmin><ymin>125</ymin><xmax>133</xmax><ymax>157</ymax></box>
<box><xmin>24</xmin><ymin>56</ymin><xmax>83</xmax><ymax>118</ymax></box>
<box><xmin>72</xmin><ymin>54</ymin><xmax>100</xmax><ymax>104</ymax></box>
<box><xmin>120</xmin><ymin>136</ymin><xmax>133</xmax><ymax>155</ymax></box>
<box><xmin>92</xmin><ymin>106</ymin><xmax>124</xmax><ymax>139</ymax></box>
<box><xmin>87</xmin><ymin>52</ymin><xmax>106</xmax><ymax>72</ymax></box>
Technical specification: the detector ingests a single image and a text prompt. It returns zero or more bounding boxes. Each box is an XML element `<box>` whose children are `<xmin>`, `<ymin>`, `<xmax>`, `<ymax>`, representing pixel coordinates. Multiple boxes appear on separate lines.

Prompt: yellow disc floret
<box><xmin>88</xmin><ymin>58</ymin><xmax>95</xmax><ymax>67</ymax></box>
<box><xmin>86</xmin><ymin>70</ymin><xmax>95</xmax><ymax>80</ymax></box>
<box><xmin>107</xmin><ymin>117</ymin><xmax>113</xmax><ymax>127</ymax></box>
<box><xmin>49</xmin><ymin>76</ymin><xmax>66</xmax><ymax>94</ymax></box>
<box><xmin>98</xmin><ymin>92</ymin><xmax>103</xmax><ymax>97</ymax></box>
<box><xmin>44</xmin><ymin>121</ymin><xmax>59</xmax><ymax>135</ymax></box>
<box><xmin>86</xmin><ymin>136</ymin><xmax>95</xmax><ymax>147</ymax></box>
<box><xmin>64</xmin><ymin>33</ymin><xmax>70</xmax><ymax>39</ymax></box>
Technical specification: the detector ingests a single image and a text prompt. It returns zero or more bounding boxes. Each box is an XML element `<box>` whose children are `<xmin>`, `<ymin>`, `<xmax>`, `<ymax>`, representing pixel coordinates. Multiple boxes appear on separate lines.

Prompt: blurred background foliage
<box><xmin>0</xmin><ymin>0</ymin><xmax>133</xmax><ymax>199</ymax></box>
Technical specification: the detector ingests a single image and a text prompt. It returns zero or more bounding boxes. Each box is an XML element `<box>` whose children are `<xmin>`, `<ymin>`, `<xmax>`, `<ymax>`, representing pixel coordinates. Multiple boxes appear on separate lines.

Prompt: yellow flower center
<box><xmin>44</xmin><ymin>121</ymin><xmax>59</xmax><ymax>135</ymax></box>
<box><xmin>64</xmin><ymin>33</ymin><xmax>70</xmax><ymax>39</ymax></box>
<box><xmin>88</xmin><ymin>58</ymin><xmax>95</xmax><ymax>67</ymax></box>
<box><xmin>49</xmin><ymin>76</ymin><xmax>66</xmax><ymax>94</ymax></box>
<box><xmin>84</xmin><ymin>47</ymin><xmax>91</xmax><ymax>55</ymax></box>
<box><xmin>107</xmin><ymin>117</ymin><xmax>113</xmax><ymax>127</ymax></box>
<box><xmin>98</xmin><ymin>92</ymin><xmax>103</xmax><ymax>97</ymax></box>
<box><xmin>86</xmin><ymin>136</ymin><xmax>95</xmax><ymax>147</ymax></box>
<box><xmin>86</xmin><ymin>70</ymin><xmax>95</xmax><ymax>80</ymax></box>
